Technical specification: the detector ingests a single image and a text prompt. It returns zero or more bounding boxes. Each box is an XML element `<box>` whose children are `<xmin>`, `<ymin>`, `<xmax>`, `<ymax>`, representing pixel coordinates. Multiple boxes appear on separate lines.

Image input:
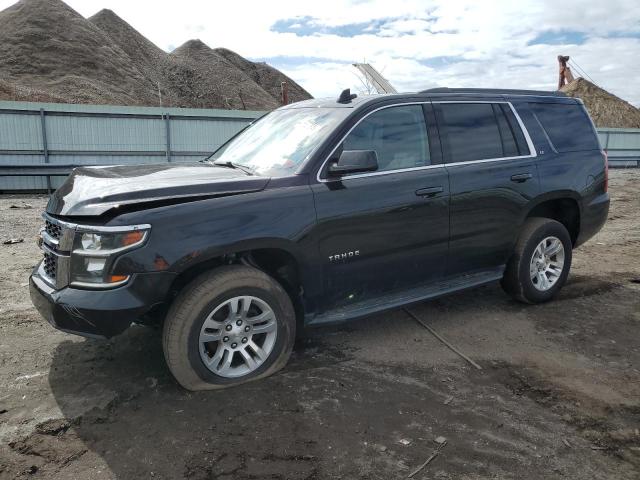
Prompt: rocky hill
<box><xmin>0</xmin><ymin>0</ymin><xmax>311</xmax><ymax>109</ymax></box>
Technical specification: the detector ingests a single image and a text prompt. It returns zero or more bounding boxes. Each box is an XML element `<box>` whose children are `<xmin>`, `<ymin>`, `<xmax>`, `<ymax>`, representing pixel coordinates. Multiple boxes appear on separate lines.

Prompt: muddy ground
<box><xmin>0</xmin><ymin>170</ymin><xmax>639</xmax><ymax>479</ymax></box>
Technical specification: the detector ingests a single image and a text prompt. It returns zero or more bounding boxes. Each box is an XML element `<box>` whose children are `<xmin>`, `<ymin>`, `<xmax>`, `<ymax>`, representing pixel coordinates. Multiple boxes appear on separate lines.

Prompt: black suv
<box><xmin>30</xmin><ymin>88</ymin><xmax>609</xmax><ymax>390</ymax></box>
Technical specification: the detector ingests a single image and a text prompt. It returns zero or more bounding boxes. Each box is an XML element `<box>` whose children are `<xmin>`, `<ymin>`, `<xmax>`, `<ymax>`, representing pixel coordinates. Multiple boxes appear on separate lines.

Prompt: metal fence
<box><xmin>0</xmin><ymin>101</ymin><xmax>264</xmax><ymax>191</ymax></box>
<box><xmin>597</xmin><ymin>128</ymin><xmax>640</xmax><ymax>168</ymax></box>
<box><xmin>1</xmin><ymin>101</ymin><xmax>638</xmax><ymax>191</ymax></box>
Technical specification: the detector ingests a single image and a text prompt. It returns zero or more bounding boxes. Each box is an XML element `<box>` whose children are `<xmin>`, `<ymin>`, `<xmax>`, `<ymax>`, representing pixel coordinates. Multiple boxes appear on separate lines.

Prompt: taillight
<box><xmin>602</xmin><ymin>150</ymin><xmax>609</xmax><ymax>193</ymax></box>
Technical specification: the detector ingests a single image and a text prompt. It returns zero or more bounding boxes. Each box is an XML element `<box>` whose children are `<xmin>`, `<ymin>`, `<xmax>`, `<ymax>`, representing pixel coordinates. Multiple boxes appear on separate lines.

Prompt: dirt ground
<box><xmin>0</xmin><ymin>170</ymin><xmax>639</xmax><ymax>480</ymax></box>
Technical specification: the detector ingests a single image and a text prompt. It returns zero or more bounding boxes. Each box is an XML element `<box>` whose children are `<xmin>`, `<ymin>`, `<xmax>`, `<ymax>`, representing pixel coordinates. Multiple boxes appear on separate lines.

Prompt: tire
<box><xmin>501</xmin><ymin>217</ymin><xmax>572</xmax><ymax>304</ymax></box>
<box><xmin>162</xmin><ymin>265</ymin><xmax>296</xmax><ymax>391</ymax></box>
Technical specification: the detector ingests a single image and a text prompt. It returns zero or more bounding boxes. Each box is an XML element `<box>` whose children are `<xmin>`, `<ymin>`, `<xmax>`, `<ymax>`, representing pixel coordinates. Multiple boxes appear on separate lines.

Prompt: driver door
<box><xmin>310</xmin><ymin>103</ymin><xmax>450</xmax><ymax>310</ymax></box>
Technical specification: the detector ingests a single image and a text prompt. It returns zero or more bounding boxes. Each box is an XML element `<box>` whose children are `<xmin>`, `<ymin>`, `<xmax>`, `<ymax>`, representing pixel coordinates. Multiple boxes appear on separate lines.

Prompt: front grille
<box><xmin>40</xmin><ymin>215</ymin><xmax>73</xmax><ymax>289</ymax></box>
<box><xmin>43</xmin><ymin>251</ymin><xmax>57</xmax><ymax>279</ymax></box>
<box><xmin>45</xmin><ymin>220</ymin><xmax>62</xmax><ymax>240</ymax></box>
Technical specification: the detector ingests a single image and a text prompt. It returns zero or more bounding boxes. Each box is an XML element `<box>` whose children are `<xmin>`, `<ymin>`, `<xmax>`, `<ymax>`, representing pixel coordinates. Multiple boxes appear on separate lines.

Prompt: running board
<box><xmin>307</xmin><ymin>267</ymin><xmax>504</xmax><ymax>326</ymax></box>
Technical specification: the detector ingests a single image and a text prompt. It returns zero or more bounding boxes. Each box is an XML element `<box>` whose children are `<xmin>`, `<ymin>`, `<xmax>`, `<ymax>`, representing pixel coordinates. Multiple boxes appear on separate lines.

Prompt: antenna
<box><xmin>337</xmin><ymin>88</ymin><xmax>358</xmax><ymax>104</ymax></box>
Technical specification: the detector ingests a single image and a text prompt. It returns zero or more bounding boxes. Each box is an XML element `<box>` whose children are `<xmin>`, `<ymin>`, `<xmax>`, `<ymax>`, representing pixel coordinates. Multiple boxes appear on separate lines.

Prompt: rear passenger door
<box><xmin>434</xmin><ymin>101</ymin><xmax>539</xmax><ymax>276</ymax></box>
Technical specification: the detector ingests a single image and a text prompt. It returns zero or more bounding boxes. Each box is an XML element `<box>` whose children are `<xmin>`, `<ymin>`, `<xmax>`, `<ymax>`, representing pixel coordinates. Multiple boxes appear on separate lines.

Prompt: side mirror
<box><xmin>328</xmin><ymin>150</ymin><xmax>378</xmax><ymax>176</ymax></box>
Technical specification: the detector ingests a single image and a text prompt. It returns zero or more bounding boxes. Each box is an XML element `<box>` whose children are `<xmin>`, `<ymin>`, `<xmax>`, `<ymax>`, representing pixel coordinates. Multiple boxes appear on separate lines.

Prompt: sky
<box><xmin>1</xmin><ymin>0</ymin><xmax>639</xmax><ymax>105</ymax></box>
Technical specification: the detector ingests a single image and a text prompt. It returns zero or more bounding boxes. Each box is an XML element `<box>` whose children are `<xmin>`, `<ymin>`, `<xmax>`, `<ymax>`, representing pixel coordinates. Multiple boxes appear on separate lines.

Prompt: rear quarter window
<box><xmin>529</xmin><ymin>103</ymin><xmax>600</xmax><ymax>153</ymax></box>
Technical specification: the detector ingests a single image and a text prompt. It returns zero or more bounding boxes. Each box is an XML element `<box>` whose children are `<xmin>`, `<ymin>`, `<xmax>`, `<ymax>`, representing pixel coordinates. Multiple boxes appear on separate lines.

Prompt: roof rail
<box><xmin>419</xmin><ymin>87</ymin><xmax>566</xmax><ymax>97</ymax></box>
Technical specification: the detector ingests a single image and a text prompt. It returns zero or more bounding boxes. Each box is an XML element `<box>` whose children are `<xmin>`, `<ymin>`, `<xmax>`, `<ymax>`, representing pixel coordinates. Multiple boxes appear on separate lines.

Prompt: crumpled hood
<box><xmin>47</xmin><ymin>164</ymin><xmax>270</xmax><ymax>216</ymax></box>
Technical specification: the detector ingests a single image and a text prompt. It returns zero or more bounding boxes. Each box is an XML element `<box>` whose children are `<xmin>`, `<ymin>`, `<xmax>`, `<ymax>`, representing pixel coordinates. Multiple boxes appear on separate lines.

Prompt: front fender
<box><xmin>110</xmin><ymin>183</ymin><xmax>320</xmax><ymax>291</ymax></box>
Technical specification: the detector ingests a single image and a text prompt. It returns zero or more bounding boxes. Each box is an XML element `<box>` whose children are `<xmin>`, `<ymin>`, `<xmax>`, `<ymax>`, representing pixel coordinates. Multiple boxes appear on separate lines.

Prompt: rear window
<box><xmin>434</xmin><ymin>103</ymin><xmax>530</xmax><ymax>163</ymax></box>
<box><xmin>529</xmin><ymin>103</ymin><xmax>600</xmax><ymax>153</ymax></box>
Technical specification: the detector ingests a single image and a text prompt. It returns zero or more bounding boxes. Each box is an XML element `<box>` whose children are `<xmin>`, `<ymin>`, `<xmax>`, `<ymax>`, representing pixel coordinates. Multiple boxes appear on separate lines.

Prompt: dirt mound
<box><xmin>0</xmin><ymin>78</ymin><xmax>68</xmax><ymax>103</ymax></box>
<box><xmin>170</xmin><ymin>40</ymin><xmax>279</xmax><ymax>110</ymax></box>
<box><xmin>561</xmin><ymin>78</ymin><xmax>640</xmax><ymax>129</ymax></box>
<box><xmin>214</xmin><ymin>47</ymin><xmax>312</xmax><ymax>104</ymax></box>
<box><xmin>88</xmin><ymin>9</ymin><xmax>165</xmax><ymax>76</ymax></box>
<box><xmin>0</xmin><ymin>0</ymin><xmax>151</xmax><ymax>105</ymax></box>
<box><xmin>0</xmin><ymin>0</ymin><xmax>311</xmax><ymax>109</ymax></box>
<box><xmin>88</xmin><ymin>11</ymin><xmax>278</xmax><ymax>110</ymax></box>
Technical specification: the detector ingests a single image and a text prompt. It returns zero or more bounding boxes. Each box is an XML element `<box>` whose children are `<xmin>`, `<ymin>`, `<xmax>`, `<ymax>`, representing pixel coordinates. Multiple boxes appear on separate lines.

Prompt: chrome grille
<box><xmin>40</xmin><ymin>214</ymin><xmax>73</xmax><ymax>289</ymax></box>
<box><xmin>45</xmin><ymin>220</ymin><xmax>62</xmax><ymax>240</ymax></box>
<box><xmin>43</xmin><ymin>251</ymin><xmax>57</xmax><ymax>279</ymax></box>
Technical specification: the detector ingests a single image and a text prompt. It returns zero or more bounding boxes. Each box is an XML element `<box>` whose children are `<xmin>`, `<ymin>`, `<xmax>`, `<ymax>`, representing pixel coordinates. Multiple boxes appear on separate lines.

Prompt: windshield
<box><xmin>211</xmin><ymin>107</ymin><xmax>351</xmax><ymax>176</ymax></box>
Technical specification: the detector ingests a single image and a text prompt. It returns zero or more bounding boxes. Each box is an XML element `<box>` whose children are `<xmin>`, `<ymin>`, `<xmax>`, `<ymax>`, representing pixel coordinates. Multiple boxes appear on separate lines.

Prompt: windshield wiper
<box><xmin>212</xmin><ymin>160</ymin><xmax>255</xmax><ymax>175</ymax></box>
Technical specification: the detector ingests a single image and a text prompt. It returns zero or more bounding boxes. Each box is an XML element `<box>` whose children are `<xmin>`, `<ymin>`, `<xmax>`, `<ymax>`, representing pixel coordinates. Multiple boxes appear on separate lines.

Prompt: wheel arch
<box><xmin>523</xmin><ymin>192</ymin><xmax>582</xmax><ymax>245</ymax></box>
<box><xmin>166</xmin><ymin>240</ymin><xmax>306</xmax><ymax>328</ymax></box>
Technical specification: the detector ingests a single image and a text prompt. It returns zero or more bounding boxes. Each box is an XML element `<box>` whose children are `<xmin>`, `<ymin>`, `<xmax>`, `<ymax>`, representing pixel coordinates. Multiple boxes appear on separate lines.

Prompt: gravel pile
<box><xmin>170</xmin><ymin>40</ymin><xmax>279</xmax><ymax>110</ymax></box>
<box><xmin>0</xmin><ymin>0</ymin><xmax>311</xmax><ymax>109</ymax></box>
<box><xmin>561</xmin><ymin>78</ymin><xmax>640</xmax><ymax>128</ymax></box>
<box><xmin>214</xmin><ymin>47</ymin><xmax>312</xmax><ymax>104</ymax></box>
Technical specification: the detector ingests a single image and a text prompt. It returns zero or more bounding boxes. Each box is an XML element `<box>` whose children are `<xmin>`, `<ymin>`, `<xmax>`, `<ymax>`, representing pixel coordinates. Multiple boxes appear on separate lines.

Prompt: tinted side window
<box><xmin>435</xmin><ymin>103</ymin><xmax>504</xmax><ymax>162</ymax></box>
<box><xmin>343</xmin><ymin>105</ymin><xmax>429</xmax><ymax>171</ymax></box>
<box><xmin>500</xmin><ymin>104</ymin><xmax>530</xmax><ymax>156</ymax></box>
<box><xmin>493</xmin><ymin>104</ymin><xmax>519</xmax><ymax>157</ymax></box>
<box><xmin>529</xmin><ymin>103</ymin><xmax>600</xmax><ymax>152</ymax></box>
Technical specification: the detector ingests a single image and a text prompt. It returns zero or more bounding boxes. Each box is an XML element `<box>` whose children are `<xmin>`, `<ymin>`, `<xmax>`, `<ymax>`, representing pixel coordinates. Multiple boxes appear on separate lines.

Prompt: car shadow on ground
<box><xmin>20</xmin><ymin>275</ymin><xmax>639</xmax><ymax>479</ymax></box>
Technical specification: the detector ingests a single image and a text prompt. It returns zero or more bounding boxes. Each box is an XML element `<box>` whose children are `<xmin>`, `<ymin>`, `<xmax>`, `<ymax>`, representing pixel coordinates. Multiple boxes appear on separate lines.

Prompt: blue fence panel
<box><xmin>0</xmin><ymin>101</ymin><xmax>264</xmax><ymax>191</ymax></box>
<box><xmin>598</xmin><ymin>128</ymin><xmax>640</xmax><ymax>168</ymax></box>
<box><xmin>1</xmin><ymin>100</ymin><xmax>638</xmax><ymax>191</ymax></box>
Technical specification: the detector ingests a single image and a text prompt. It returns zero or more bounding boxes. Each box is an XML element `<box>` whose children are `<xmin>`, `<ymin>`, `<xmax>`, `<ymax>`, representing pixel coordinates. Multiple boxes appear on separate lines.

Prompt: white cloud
<box><xmin>0</xmin><ymin>0</ymin><xmax>638</xmax><ymax>105</ymax></box>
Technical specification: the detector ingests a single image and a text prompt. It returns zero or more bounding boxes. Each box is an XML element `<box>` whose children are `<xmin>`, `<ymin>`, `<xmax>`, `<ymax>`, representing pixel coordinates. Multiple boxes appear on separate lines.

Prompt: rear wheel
<box><xmin>501</xmin><ymin>217</ymin><xmax>572</xmax><ymax>304</ymax></box>
<box><xmin>162</xmin><ymin>265</ymin><xmax>296</xmax><ymax>391</ymax></box>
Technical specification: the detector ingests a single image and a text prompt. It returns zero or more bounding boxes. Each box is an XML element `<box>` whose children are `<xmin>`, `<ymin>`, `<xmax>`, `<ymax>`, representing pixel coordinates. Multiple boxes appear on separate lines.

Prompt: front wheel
<box><xmin>501</xmin><ymin>217</ymin><xmax>572</xmax><ymax>304</ymax></box>
<box><xmin>162</xmin><ymin>265</ymin><xmax>296</xmax><ymax>391</ymax></box>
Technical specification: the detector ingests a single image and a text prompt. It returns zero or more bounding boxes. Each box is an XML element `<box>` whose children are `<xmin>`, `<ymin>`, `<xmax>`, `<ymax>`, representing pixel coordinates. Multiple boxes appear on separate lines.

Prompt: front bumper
<box><xmin>30</xmin><ymin>268</ymin><xmax>176</xmax><ymax>339</ymax></box>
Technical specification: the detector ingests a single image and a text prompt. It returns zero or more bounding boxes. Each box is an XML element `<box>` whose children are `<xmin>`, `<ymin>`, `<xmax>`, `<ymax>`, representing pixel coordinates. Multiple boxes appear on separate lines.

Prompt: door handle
<box><xmin>511</xmin><ymin>173</ymin><xmax>533</xmax><ymax>183</ymax></box>
<box><xmin>415</xmin><ymin>186</ymin><xmax>444</xmax><ymax>197</ymax></box>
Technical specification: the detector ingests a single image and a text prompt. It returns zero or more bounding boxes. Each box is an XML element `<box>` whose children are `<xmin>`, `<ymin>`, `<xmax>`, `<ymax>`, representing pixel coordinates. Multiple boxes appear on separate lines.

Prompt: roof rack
<box><xmin>419</xmin><ymin>87</ymin><xmax>566</xmax><ymax>97</ymax></box>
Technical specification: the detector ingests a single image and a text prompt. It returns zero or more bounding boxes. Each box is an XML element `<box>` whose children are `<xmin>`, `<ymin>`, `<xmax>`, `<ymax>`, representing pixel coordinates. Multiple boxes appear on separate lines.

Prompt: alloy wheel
<box><xmin>529</xmin><ymin>236</ymin><xmax>565</xmax><ymax>291</ymax></box>
<box><xmin>199</xmin><ymin>295</ymin><xmax>277</xmax><ymax>378</ymax></box>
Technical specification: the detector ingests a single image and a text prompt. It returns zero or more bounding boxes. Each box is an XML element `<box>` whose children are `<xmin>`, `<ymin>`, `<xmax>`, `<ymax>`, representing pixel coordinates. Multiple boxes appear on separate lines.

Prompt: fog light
<box><xmin>85</xmin><ymin>257</ymin><xmax>106</xmax><ymax>272</ymax></box>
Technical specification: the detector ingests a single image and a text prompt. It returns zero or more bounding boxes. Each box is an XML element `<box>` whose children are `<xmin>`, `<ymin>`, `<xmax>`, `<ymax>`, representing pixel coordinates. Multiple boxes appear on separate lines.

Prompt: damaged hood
<box><xmin>47</xmin><ymin>164</ymin><xmax>270</xmax><ymax>216</ymax></box>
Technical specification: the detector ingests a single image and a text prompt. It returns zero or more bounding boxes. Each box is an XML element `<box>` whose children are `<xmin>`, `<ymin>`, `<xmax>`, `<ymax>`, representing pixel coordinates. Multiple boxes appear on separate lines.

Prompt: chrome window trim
<box><xmin>321</xmin><ymin>163</ymin><xmax>446</xmax><ymax>181</ymax></box>
<box><xmin>316</xmin><ymin>100</ymin><xmax>537</xmax><ymax>183</ymax></box>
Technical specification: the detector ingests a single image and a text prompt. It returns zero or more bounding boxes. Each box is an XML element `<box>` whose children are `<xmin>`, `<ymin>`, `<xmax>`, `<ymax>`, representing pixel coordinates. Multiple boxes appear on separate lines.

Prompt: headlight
<box><xmin>70</xmin><ymin>226</ymin><xmax>150</xmax><ymax>288</ymax></box>
<box><xmin>79</xmin><ymin>231</ymin><xmax>145</xmax><ymax>251</ymax></box>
